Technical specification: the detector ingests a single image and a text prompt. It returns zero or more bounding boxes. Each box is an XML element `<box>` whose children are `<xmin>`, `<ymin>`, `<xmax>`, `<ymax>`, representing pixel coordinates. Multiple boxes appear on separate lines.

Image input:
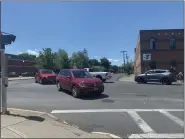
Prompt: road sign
<box><xmin>143</xmin><ymin>53</ymin><xmax>151</xmax><ymax>61</ymax></box>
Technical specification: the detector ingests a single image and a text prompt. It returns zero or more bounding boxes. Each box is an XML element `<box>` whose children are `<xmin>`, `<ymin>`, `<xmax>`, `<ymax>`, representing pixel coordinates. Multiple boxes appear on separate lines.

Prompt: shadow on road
<box><xmin>80</xmin><ymin>94</ymin><xmax>109</xmax><ymax>100</ymax></box>
<box><xmin>104</xmin><ymin>81</ymin><xmax>115</xmax><ymax>83</ymax></box>
<box><xmin>145</xmin><ymin>82</ymin><xmax>183</xmax><ymax>86</ymax></box>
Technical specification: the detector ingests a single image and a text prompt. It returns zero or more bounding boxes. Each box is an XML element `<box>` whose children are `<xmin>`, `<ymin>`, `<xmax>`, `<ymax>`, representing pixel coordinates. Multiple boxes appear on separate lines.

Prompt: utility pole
<box><xmin>120</xmin><ymin>51</ymin><xmax>127</xmax><ymax>74</ymax></box>
<box><xmin>126</xmin><ymin>54</ymin><xmax>129</xmax><ymax>64</ymax></box>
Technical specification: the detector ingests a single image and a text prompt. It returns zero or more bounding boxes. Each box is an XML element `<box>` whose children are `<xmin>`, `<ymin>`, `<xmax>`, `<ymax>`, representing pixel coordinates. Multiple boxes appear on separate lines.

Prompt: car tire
<box><xmin>35</xmin><ymin>78</ymin><xmax>38</xmax><ymax>83</ymax></box>
<box><xmin>96</xmin><ymin>91</ymin><xmax>103</xmax><ymax>96</ymax></box>
<box><xmin>39</xmin><ymin>78</ymin><xmax>43</xmax><ymax>84</ymax></box>
<box><xmin>57</xmin><ymin>81</ymin><xmax>62</xmax><ymax>91</ymax></box>
<box><xmin>161</xmin><ymin>78</ymin><xmax>172</xmax><ymax>85</ymax></box>
<box><xmin>72</xmin><ymin>86</ymin><xmax>80</xmax><ymax>98</ymax></box>
<box><xmin>96</xmin><ymin>75</ymin><xmax>103</xmax><ymax>82</ymax></box>
<box><xmin>137</xmin><ymin>78</ymin><xmax>145</xmax><ymax>84</ymax></box>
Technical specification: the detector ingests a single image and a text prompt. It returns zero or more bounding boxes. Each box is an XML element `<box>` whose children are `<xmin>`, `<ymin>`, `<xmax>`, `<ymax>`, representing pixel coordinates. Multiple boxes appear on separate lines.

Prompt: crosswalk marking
<box><xmin>127</xmin><ymin>111</ymin><xmax>155</xmax><ymax>134</ymax></box>
<box><xmin>51</xmin><ymin>109</ymin><xmax>183</xmax><ymax>113</ymax></box>
<box><xmin>128</xmin><ymin>133</ymin><xmax>184</xmax><ymax>138</ymax></box>
<box><xmin>159</xmin><ymin>110</ymin><xmax>184</xmax><ymax>127</ymax></box>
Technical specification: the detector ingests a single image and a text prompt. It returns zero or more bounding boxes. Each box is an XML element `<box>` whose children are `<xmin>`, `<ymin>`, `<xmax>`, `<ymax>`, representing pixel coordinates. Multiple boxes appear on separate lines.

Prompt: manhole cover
<box><xmin>102</xmin><ymin>99</ymin><xmax>114</xmax><ymax>103</ymax></box>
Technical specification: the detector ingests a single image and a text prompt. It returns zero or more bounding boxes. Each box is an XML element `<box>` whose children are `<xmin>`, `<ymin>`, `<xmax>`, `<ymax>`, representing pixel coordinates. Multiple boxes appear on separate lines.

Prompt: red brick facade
<box><xmin>134</xmin><ymin>29</ymin><xmax>184</xmax><ymax>74</ymax></box>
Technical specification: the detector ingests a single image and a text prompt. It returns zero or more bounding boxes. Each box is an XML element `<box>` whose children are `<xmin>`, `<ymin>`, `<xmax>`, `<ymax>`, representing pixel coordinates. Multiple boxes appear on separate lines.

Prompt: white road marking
<box><xmin>159</xmin><ymin>110</ymin><xmax>184</xmax><ymax>127</ymax></box>
<box><xmin>127</xmin><ymin>111</ymin><xmax>155</xmax><ymax>133</ymax></box>
<box><xmin>92</xmin><ymin>132</ymin><xmax>121</xmax><ymax>138</ymax></box>
<box><xmin>128</xmin><ymin>133</ymin><xmax>184</xmax><ymax>138</ymax></box>
<box><xmin>51</xmin><ymin>109</ymin><xmax>184</xmax><ymax>114</ymax></box>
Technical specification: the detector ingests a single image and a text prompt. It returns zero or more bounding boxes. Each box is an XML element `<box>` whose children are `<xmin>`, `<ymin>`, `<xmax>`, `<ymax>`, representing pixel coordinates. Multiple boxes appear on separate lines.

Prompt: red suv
<box><xmin>56</xmin><ymin>69</ymin><xmax>104</xmax><ymax>98</ymax></box>
<box><xmin>35</xmin><ymin>69</ymin><xmax>56</xmax><ymax>84</ymax></box>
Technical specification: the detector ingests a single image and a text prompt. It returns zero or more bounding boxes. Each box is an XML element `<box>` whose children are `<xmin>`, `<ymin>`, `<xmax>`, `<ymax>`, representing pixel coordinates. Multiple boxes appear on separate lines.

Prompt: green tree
<box><xmin>123</xmin><ymin>60</ymin><xmax>134</xmax><ymax>75</ymax></box>
<box><xmin>88</xmin><ymin>59</ymin><xmax>100</xmax><ymax>67</ymax></box>
<box><xmin>100</xmin><ymin>57</ymin><xmax>111</xmax><ymax>71</ymax></box>
<box><xmin>71</xmin><ymin>49</ymin><xmax>89</xmax><ymax>68</ymax></box>
<box><xmin>18</xmin><ymin>53</ymin><xmax>37</xmax><ymax>61</ymax></box>
<box><xmin>110</xmin><ymin>65</ymin><xmax>119</xmax><ymax>73</ymax></box>
<box><xmin>55</xmin><ymin>49</ymin><xmax>70</xmax><ymax>69</ymax></box>
<box><xmin>37</xmin><ymin>48</ymin><xmax>56</xmax><ymax>69</ymax></box>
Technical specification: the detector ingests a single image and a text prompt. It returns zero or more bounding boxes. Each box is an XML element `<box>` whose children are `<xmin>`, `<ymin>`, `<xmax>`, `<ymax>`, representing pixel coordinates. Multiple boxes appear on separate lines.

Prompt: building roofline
<box><xmin>140</xmin><ymin>29</ymin><xmax>184</xmax><ymax>32</ymax></box>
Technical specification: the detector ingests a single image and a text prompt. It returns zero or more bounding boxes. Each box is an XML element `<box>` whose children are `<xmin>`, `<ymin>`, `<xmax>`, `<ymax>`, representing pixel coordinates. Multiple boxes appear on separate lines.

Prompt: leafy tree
<box><xmin>100</xmin><ymin>57</ymin><xmax>111</xmax><ymax>71</ymax></box>
<box><xmin>18</xmin><ymin>53</ymin><xmax>37</xmax><ymax>61</ymax></box>
<box><xmin>123</xmin><ymin>60</ymin><xmax>134</xmax><ymax>75</ymax></box>
<box><xmin>88</xmin><ymin>59</ymin><xmax>100</xmax><ymax>67</ymax></box>
<box><xmin>71</xmin><ymin>49</ymin><xmax>89</xmax><ymax>68</ymax></box>
<box><xmin>37</xmin><ymin>48</ymin><xmax>56</xmax><ymax>69</ymax></box>
<box><xmin>110</xmin><ymin>65</ymin><xmax>119</xmax><ymax>73</ymax></box>
<box><xmin>55</xmin><ymin>49</ymin><xmax>70</xmax><ymax>69</ymax></box>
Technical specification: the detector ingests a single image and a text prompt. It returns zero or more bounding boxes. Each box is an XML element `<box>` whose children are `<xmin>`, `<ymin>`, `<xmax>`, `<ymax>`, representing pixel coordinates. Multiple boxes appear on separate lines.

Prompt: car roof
<box><xmin>60</xmin><ymin>69</ymin><xmax>85</xmax><ymax>72</ymax></box>
<box><xmin>148</xmin><ymin>69</ymin><xmax>169</xmax><ymax>72</ymax></box>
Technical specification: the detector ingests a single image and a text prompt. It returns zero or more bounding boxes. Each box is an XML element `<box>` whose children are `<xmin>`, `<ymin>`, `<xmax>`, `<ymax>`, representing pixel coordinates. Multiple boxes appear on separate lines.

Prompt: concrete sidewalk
<box><xmin>119</xmin><ymin>74</ymin><xmax>135</xmax><ymax>82</ymax></box>
<box><xmin>1</xmin><ymin>108</ymin><xmax>118</xmax><ymax>138</ymax></box>
<box><xmin>8</xmin><ymin>77</ymin><xmax>34</xmax><ymax>81</ymax></box>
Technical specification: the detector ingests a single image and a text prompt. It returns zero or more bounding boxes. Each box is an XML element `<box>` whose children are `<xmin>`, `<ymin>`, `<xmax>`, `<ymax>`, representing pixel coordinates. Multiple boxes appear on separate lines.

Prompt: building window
<box><xmin>170</xmin><ymin>38</ymin><xmax>176</xmax><ymax>49</ymax></box>
<box><xmin>149</xmin><ymin>61</ymin><xmax>156</xmax><ymax>69</ymax></box>
<box><xmin>150</xmin><ymin>39</ymin><xmax>156</xmax><ymax>49</ymax></box>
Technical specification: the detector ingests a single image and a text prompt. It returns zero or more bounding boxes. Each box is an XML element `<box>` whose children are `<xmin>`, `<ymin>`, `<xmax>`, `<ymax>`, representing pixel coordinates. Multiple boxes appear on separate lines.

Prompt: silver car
<box><xmin>135</xmin><ymin>69</ymin><xmax>177</xmax><ymax>85</ymax></box>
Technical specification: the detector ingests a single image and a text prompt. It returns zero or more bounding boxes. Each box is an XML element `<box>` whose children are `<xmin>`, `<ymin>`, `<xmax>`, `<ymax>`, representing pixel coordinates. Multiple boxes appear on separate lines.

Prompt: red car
<box><xmin>56</xmin><ymin>69</ymin><xmax>104</xmax><ymax>98</ymax></box>
<box><xmin>35</xmin><ymin>69</ymin><xmax>56</xmax><ymax>84</ymax></box>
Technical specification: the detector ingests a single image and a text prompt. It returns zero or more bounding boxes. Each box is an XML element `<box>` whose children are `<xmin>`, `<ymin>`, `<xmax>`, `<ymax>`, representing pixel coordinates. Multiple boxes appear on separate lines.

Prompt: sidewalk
<box><xmin>1</xmin><ymin>108</ymin><xmax>118</xmax><ymax>138</ymax></box>
<box><xmin>119</xmin><ymin>74</ymin><xmax>135</xmax><ymax>82</ymax></box>
<box><xmin>8</xmin><ymin>77</ymin><xmax>34</xmax><ymax>81</ymax></box>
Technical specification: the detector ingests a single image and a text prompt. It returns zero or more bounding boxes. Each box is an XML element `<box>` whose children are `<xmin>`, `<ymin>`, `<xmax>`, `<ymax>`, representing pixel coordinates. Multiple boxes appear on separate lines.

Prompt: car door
<box><xmin>58</xmin><ymin>70</ymin><xmax>66</xmax><ymax>89</ymax></box>
<box><xmin>64</xmin><ymin>70</ymin><xmax>73</xmax><ymax>91</ymax></box>
<box><xmin>145</xmin><ymin>70</ymin><xmax>155</xmax><ymax>82</ymax></box>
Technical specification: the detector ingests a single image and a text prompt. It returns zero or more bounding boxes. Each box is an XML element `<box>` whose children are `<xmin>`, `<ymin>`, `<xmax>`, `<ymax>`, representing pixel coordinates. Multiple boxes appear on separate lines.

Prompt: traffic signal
<box><xmin>1</xmin><ymin>34</ymin><xmax>16</xmax><ymax>45</ymax></box>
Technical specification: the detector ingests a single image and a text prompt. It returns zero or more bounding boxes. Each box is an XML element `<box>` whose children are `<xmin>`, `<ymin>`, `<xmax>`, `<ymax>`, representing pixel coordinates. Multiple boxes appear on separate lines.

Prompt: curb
<box><xmin>7</xmin><ymin>108</ymin><xmax>60</xmax><ymax>121</ymax></box>
<box><xmin>8</xmin><ymin>77</ymin><xmax>34</xmax><ymax>81</ymax></box>
<box><xmin>92</xmin><ymin>132</ymin><xmax>121</xmax><ymax>138</ymax></box>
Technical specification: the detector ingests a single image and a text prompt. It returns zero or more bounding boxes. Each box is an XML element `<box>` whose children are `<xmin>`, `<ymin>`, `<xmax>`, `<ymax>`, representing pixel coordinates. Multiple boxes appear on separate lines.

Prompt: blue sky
<box><xmin>2</xmin><ymin>1</ymin><xmax>184</xmax><ymax>65</ymax></box>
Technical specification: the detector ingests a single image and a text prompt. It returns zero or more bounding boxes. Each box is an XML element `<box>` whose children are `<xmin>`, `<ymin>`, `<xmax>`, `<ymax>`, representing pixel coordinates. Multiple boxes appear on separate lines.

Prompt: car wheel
<box><xmin>57</xmin><ymin>82</ymin><xmax>62</xmax><ymax>91</ymax></box>
<box><xmin>96</xmin><ymin>76</ymin><xmax>103</xmax><ymax>81</ymax></box>
<box><xmin>161</xmin><ymin>78</ymin><xmax>171</xmax><ymax>85</ymax></box>
<box><xmin>72</xmin><ymin>86</ymin><xmax>80</xmax><ymax>98</ymax></box>
<box><xmin>35</xmin><ymin>78</ymin><xmax>38</xmax><ymax>83</ymax></box>
<box><xmin>39</xmin><ymin>78</ymin><xmax>43</xmax><ymax>84</ymax></box>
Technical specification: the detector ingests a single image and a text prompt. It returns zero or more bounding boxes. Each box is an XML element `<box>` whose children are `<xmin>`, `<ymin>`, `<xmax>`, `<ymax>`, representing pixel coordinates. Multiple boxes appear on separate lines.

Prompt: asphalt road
<box><xmin>7</xmin><ymin>74</ymin><xmax>184</xmax><ymax>138</ymax></box>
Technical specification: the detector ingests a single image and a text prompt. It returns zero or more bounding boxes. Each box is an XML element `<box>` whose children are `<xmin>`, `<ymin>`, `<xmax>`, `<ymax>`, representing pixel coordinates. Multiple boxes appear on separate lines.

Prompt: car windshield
<box><xmin>40</xmin><ymin>70</ymin><xmax>55</xmax><ymax>74</ymax></box>
<box><xmin>72</xmin><ymin>70</ymin><xmax>93</xmax><ymax>78</ymax></box>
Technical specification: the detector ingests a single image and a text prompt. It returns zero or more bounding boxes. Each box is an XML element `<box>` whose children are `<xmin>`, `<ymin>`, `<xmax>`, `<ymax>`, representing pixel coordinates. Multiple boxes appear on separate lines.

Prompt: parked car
<box><xmin>22</xmin><ymin>72</ymin><xmax>35</xmax><ymax>77</ymax></box>
<box><xmin>35</xmin><ymin>69</ymin><xmax>56</xmax><ymax>84</ymax></box>
<box><xmin>8</xmin><ymin>72</ymin><xmax>19</xmax><ymax>77</ymax></box>
<box><xmin>134</xmin><ymin>69</ymin><xmax>177</xmax><ymax>85</ymax></box>
<box><xmin>56</xmin><ymin>69</ymin><xmax>104</xmax><ymax>98</ymax></box>
<box><xmin>84</xmin><ymin>68</ymin><xmax>112</xmax><ymax>82</ymax></box>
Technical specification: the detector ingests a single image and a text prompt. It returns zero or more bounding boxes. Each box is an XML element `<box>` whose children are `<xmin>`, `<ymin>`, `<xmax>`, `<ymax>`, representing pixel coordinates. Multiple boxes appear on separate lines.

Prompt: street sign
<box><xmin>143</xmin><ymin>53</ymin><xmax>151</xmax><ymax>61</ymax></box>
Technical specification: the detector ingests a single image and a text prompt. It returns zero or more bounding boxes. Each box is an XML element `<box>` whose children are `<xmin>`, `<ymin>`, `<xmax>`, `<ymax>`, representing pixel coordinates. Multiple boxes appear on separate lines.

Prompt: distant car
<box><xmin>8</xmin><ymin>72</ymin><xmax>19</xmax><ymax>77</ymax></box>
<box><xmin>35</xmin><ymin>69</ymin><xmax>56</xmax><ymax>84</ymax></box>
<box><xmin>135</xmin><ymin>69</ymin><xmax>177</xmax><ymax>85</ymax></box>
<box><xmin>22</xmin><ymin>72</ymin><xmax>34</xmax><ymax>77</ymax></box>
<box><xmin>56</xmin><ymin>69</ymin><xmax>104</xmax><ymax>98</ymax></box>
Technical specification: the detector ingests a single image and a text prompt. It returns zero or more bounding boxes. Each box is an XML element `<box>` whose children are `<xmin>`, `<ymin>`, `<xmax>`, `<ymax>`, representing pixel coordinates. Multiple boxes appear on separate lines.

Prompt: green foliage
<box><xmin>123</xmin><ymin>61</ymin><xmax>134</xmax><ymax>74</ymax></box>
<box><xmin>110</xmin><ymin>65</ymin><xmax>119</xmax><ymax>73</ymax></box>
<box><xmin>100</xmin><ymin>57</ymin><xmax>111</xmax><ymax>71</ymax></box>
<box><xmin>88</xmin><ymin>59</ymin><xmax>100</xmax><ymax>67</ymax></box>
<box><xmin>71</xmin><ymin>49</ymin><xmax>89</xmax><ymax>68</ymax></box>
<box><xmin>55</xmin><ymin>49</ymin><xmax>70</xmax><ymax>69</ymax></box>
<box><xmin>37</xmin><ymin>48</ymin><xmax>56</xmax><ymax>69</ymax></box>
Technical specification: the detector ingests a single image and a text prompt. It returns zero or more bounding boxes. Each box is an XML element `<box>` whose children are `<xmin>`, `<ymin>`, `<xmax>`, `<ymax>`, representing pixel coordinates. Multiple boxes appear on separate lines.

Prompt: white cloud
<box><xmin>108</xmin><ymin>58</ymin><xmax>120</xmax><ymax>63</ymax></box>
<box><xmin>94</xmin><ymin>56</ymin><xmax>99</xmax><ymax>58</ymax></box>
<box><xmin>27</xmin><ymin>50</ymin><xmax>39</xmax><ymax>57</ymax></box>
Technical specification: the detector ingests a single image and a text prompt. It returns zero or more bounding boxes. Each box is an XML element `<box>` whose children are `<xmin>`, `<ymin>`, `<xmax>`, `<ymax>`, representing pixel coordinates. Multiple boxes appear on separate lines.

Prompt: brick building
<box><xmin>134</xmin><ymin>29</ymin><xmax>184</xmax><ymax>74</ymax></box>
<box><xmin>4</xmin><ymin>54</ymin><xmax>37</xmax><ymax>75</ymax></box>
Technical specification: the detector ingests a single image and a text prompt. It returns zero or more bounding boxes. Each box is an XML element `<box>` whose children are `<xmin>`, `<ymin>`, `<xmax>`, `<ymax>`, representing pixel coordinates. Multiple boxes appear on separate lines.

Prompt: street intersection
<box><xmin>7</xmin><ymin>74</ymin><xmax>184</xmax><ymax>138</ymax></box>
